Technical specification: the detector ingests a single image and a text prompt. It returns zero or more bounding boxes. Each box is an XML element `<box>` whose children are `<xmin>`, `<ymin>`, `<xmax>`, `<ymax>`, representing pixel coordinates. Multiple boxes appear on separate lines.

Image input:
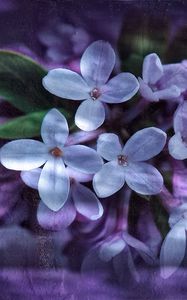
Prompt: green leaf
<box><xmin>0</xmin><ymin>109</ymin><xmax>71</xmax><ymax>139</ymax></box>
<box><xmin>0</xmin><ymin>50</ymin><xmax>59</xmax><ymax>113</ymax></box>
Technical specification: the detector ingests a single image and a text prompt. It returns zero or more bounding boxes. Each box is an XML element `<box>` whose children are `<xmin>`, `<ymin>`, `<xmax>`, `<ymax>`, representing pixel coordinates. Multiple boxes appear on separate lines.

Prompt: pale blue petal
<box><xmin>93</xmin><ymin>161</ymin><xmax>125</xmax><ymax>198</ymax></box>
<box><xmin>0</xmin><ymin>140</ymin><xmax>48</xmax><ymax>171</ymax></box>
<box><xmin>154</xmin><ymin>86</ymin><xmax>181</xmax><ymax>101</ymax></box>
<box><xmin>64</xmin><ymin>145</ymin><xmax>103</xmax><ymax>174</ymax></box>
<box><xmin>124</xmin><ymin>162</ymin><xmax>163</xmax><ymax>195</ymax></box>
<box><xmin>66</xmin><ymin>167</ymin><xmax>92</xmax><ymax>182</ymax></box>
<box><xmin>43</xmin><ymin>68</ymin><xmax>90</xmax><ymax>100</ymax></box>
<box><xmin>72</xmin><ymin>182</ymin><xmax>103</xmax><ymax>220</ymax></box>
<box><xmin>97</xmin><ymin>133</ymin><xmax>122</xmax><ymax>161</ymax></box>
<box><xmin>80</xmin><ymin>40</ymin><xmax>115</xmax><ymax>87</ymax></box>
<box><xmin>168</xmin><ymin>132</ymin><xmax>187</xmax><ymax>160</ymax></box>
<box><xmin>142</xmin><ymin>53</ymin><xmax>163</xmax><ymax>85</ymax></box>
<box><xmin>123</xmin><ymin>127</ymin><xmax>166</xmax><ymax>161</ymax></box>
<box><xmin>173</xmin><ymin>102</ymin><xmax>187</xmax><ymax>137</ymax></box>
<box><xmin>41</xmin><ymin>108</ymin><xmax>69</xmax><ymax>147</ymax></box>
<box><xmin>99</xmin><ymin>235</ymin><xmax>126</xmax><ymax>262</ymax></box>
<box><xmin>138</xmin><ymin>77</ymin><xmax>159</xmax><ymax>102</ymax></box>
<box><xmin>160</xmin><ymin>222</ymin><xmax>186</xmax><ymax>279</ymax></box>
<box><xmin>37</xmin><ymin>198</ymin><xmax>76</xmax><ymax>230</ymax></box>
<box><xmin>38</xmin><ymin>158</ymin><xmax>70</xmax><ymax>211</ymax></box>
<box><xmin>21</xmin><ymin>168</ymin><xmax>41</xmax><ymax>189</ymax></box>
<box><xmin>75</xmin><ymin>99</ymin><xmax>105</xmax><ymax>131</ymax></box>
<box><xmin>99</xmin><ymin>73</ymin><xmax>139</xmax><ymax>103</ymax></box>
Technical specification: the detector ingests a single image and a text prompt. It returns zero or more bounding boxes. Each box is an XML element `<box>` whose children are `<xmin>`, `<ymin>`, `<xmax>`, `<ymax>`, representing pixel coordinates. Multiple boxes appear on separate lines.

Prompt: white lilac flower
<box><xmin>93</xmin><ymin>127</ymin><xmax>166</xmax><ymax>197</ymax></box>
<box><xmin>0</xmin><ymin>109</ymin><xmax>103</xmax><ymax>212</ymax></box>
<box><xmin>42</xmin><ymin>40</ymin><xmax>139</xmax><ymax>131</ymax></box>
<box><xmin>160</xmin><ymin>203</ymin><xmax>187</xmax><ymax>279</ymax></box>
<box><xmin>21</xmin><ymin>167</ymin><xmax>103</xmax><ymax>230</ymax></box>
<box><xmin>139</xmin><ymin>53</ymin><xmax>187</xmax><ymax>102</ymax></box>
<box><xmin>169</xmin><ymin>101</ymin><xmax>187</xmax><ymax>160</ymax></box>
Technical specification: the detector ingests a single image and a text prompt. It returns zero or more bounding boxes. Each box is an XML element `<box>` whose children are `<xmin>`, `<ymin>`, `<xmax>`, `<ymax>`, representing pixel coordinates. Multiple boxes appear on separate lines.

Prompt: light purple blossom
<box><xmin>0</xmin><ymin>109</ymin><xmax>103</xmax><ymax>211</ymax></box>
<box><xmin>139</xmin><ymin>53</ymin><xmax>187</xmax><ymax>102</ymax></box>
<box><xmin>93</xmin><ymin>127</ymin><xmax>166</xmax><ymax>197</ymax></box>
<box><xmin>43</xmin><ymin>40</ymin><xmax>139</xmax><ymax>131</ymax></box>
<box><xmin>168</xmin><ymin>101</ymin><xmax>187</xmax><ymax>159</ymax></box>
<box><xmin>160</xmin><ymin>203</ymin><xmax>187</xmax><ymax>279</ymax></box>
<box><xmin>21</xmin><ymin>167</ymin><xmax>103</xmax><ymax>230</ymax></box>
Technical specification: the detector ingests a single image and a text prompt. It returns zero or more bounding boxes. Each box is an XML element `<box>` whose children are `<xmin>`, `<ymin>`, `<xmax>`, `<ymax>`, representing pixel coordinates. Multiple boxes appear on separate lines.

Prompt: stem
<box><xmin>116</xmin><ymin>187</ymin><xmax>132</xmax><ymax>232</ymax></box>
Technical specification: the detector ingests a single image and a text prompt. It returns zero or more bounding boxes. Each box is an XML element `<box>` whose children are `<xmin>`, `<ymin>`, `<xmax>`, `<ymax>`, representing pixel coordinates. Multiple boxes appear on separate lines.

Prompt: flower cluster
<box><xmin>1</xmin><ymin>39</ymin><xmax>187</xmax><ymax>284</ymax></box>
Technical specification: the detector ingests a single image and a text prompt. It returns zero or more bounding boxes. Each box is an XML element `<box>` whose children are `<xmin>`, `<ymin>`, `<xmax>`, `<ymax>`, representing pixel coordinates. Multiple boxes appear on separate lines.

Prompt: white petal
<box><xmin>80</xmin><ymin>40</ymin><xmax>115</xmax><ymax>87</ymax></box>
<box><xmin>123</xmin><ymin>127</ymin><xmax>167</xmax><ymax>161</ymax></box>
<box><xmin>75</xmin><ymin>99</ymin><xmax>105</xmax><ymax>131</ymax></box>
<box><xmin>42</xmin><ymin>68</ymin><xmax>90</xmax><ymax>100</ymax></box>
<box><xmin>72</xmin><ymin>182</ymin><xmax>103</xmax><ymax>220</ymax></box>
<box><xmin>124</xmin><ymin>162</ymin><xmax>163</xmax><ymax>195</ymax></box>
<box><xmin>97</xmin><ymin>133</ymin><xmax>122</xmax><ymax>161</ymax></box>
<box><xmin>64</xmin><ymin>145</ymin><xmax>103</xmax><ymax>174</ymax></box>
<box><xmin>0</xmin><ymin>140</ymin><xmax>48</xmax><ymax>171</ymax></box>
<box><xmin>21</xmin><ymin>168</ymin><xmax>41</xmax><ymax>189</ymax></box>
<box><xmin>66</xmin><ymin>167</ymin><xmax>92</xmax><ymax>182</ymax></box>
<box><xmin>168</xmin><ymin>132</ymin><xmax>187</xmax><ymax>160</ymax></box>
<box><xmin>93</xmin><ymin>161</ymin><xmax>125</xmax><ymax>198</ymax></box>
<box><xmin>99</xmin><ymin>73</ymin><xmax>139</xmax><ymax>103</ymax></box>
<box><xmin>41</xmin><ymin>108</ymin><xmax>69</xmax><ymax>147</ymax></box>
<box><xmin>38</xmin><ymin>158</ymin><xmax>70</xmax><ymax>211</ymax></box>
<box><xmin>160</xmin><ymin>222</ymin><xmax>186</xmax><ymax>279</ymax></box>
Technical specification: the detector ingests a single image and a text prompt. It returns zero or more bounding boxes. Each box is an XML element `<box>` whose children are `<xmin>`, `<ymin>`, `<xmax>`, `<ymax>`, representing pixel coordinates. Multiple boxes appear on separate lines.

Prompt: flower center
<box><xmin>50</xmin><ymin>147</ymin><xmax>63</xmax><ymax>157</ymax></box>
<box><xmin>90</xmin><ymin>88</ymin><xmax>101</xmax><ymax>100</ymax></box>
<box><xmin>117</xmin><ymin>155</ymin><xmax>128</xmax><ymax>166</ymax></box>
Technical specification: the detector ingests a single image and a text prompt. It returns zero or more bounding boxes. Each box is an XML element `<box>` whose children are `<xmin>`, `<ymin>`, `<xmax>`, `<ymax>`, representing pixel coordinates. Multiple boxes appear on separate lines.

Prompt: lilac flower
<box><xmin>160</xmin><ymin>203</ymin><xmax>187</xmax><ymax>279</ymax></box>
<box><xmin>21</xmin><ymin>167</ymin><xmax>103</xmax><ymax>230</ymax></box>
<box><xmin>93</xmin><ymin>127</ymin><xmax>166</xmax><ymax>197</ymax></box>
<box><xmin>169</xmin><ymin>101</ymin><xmax>187</xmax><ymax>159</ymax></box>
<box><xmin>0</xmin><ymin>109</ymin><xmax>103</xmax><ymax>211</ymax></box>
<box><xmin>139</xmin><ymin>53</ymin><xmax>187</xmax><ymax>102</ymax></box>
<box><xmin>43</xmin><ymin>40</ymin><xmax>139</xmax><ymax>131</ymax></box>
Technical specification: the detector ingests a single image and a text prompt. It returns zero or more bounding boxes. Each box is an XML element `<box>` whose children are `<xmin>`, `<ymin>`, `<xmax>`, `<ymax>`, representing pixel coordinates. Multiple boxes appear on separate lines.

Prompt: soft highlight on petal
<box><xmin>43</xmin><ymin>68</ymin><xmax>90</xmax><ymax>100</ymax></box>
<box><xmin>123</xmin><ymin>127</ymin><xmax>166</xmax><ymax>161</ymax></box>
<box><xmin>38</xmin><ymin>158</ymin><xmax>70</xmax><ymax>211</ymax></box>
<box><xmin>75</xmin><ymin>99</ymin><xmax>105</xmax><ymax>131</ymax></box>
<box><xmin>41</xmin><ymin>108</ymin><xmax>69</xmax><ymax>147</ymax></box>
<box><xmin>0</xmin><ymin>140</ymin><xmax>48</xmax><ymax>171</ymax></box>
<box><xmin>80</xmin><ymin>40</ymin><xmax>115</xmax><ymax>87</ymax></box>
<box><xmin>168</xmin><ymin>133</ymin><xmax>187</xmax><ymax>160</ymax></box>
<box><xmin>142</xmin><ymin>53</ymin><xmax>163</xmax><ymax>85</ymax></box>
<box><xmin>97</xmin><ymin>133</ymin><xmax>122</xmax><ymax>161</ymax></box>
<box><xmin>93</xmin><ymin>161</ymin><xmax>125</xmax><ymax>198</ymax></box>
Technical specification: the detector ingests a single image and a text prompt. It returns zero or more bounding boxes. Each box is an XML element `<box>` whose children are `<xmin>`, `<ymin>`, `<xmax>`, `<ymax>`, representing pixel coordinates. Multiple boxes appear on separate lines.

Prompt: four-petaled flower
<box><xmin>0</xmin><ymin>109</ymin><xmax>103</xmax><ymax>211</ymax></box>
<box><xmin>42</xmin><ymin>40</ymin><xmax>139</xmax><ymax>131</ymax></box>
<box><xmin>93</xmin><ymin>127</ymin><xmax>166</xmax><ymax>197</ymax></box>
<box><xmin>139</xmin><ymin>53</ymin><xmax>187</xmax><ymax>102</ymax></box>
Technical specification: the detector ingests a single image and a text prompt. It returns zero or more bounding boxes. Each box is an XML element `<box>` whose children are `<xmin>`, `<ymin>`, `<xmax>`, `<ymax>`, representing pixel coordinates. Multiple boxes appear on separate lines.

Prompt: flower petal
<box><xmin>142</xmin><ymin>53</ymin><xmax>163</xmax><ymax>85</ymax></box>
<box><xmin>123</xmin><ymin>127</ymin><xmax>166</xmax><ymax>161</ymax></box>
<box><xmin>0</xmin><ymin>140</ymin><xmax>48</xmax><ymax>171</ymax></box>
<box><xmin>99</xmin><ymin>73</ymin><xmax>139</xmax><ymax>103</ymax></box>
<box><xmin>72</xmin><ymin>182</ymin><xmax>103</xmax><ymax>220</ymax></box>
<box><xmin>160</xmin><ymin>222</ymin><xmax>186</xmax><ymax>279</ymax></box>
<box><xmin>154</xmin><ymin>86</ymin><xmax>181</xmax><ymax>101</ymax></box>
<box><xmin>21</xmin><ymin>168</ymin><xmax>41</xmax><ymax>189</ymax></box>
<box><xmin>97</xmin><ymin>133</ymin><xmax>122</xmax><ymax>161</ymax></box>
<box><xmin>168</xmin><ymin>133</ymin><xmax>187</xmax><ymax>160</ymax></box>
<box><xmin>42</xmin><ymin>68</ymin><xmax>90</xmax><ymax>100</ymax></box>
<box><xmin>66</xmin><ymin>167</ymin><xmax>92</xmax><ymax>182</ymax></box>
<box><xmin>124</xmin><ymin>162</ymin><xmax>163</xmax><ymax>195</ymax></box>
<box><xmin>38</xmin><ymin>158</ymin><xmax>70</xmax><ymax>211</ymax></box>
<box><xmin>41</xmin><ymin>108</ymin><xmax>69</xmax><ymax>147</ymax></box>
<box><xmin>93</xmin><ymin>161</ymin><xmax>125</xmax><ymax>198</ymax></box>
<box><xmin>160</xmin><ymin>63</ymin><xmax>187</xmax><ymax>93</ymax></box>
<box><xmin>173</xmin><ymin>102</ymin><xmax>187</xmax><ymax>138</ymax></box>
<box><xmin>37</xmin><ymin>198</ymin><xmax>76</xmax><ymax>230</ymax></box>
<box><xmin>75</xmin><ymin>99</ymin><xmax>105</xmax><ymax>131</ymax></box>
<box><xmin>99</xmin><ymin>235</ymin><xmax>126</xmax><ymax>262</ymax></box>
<box><xmin>138</xmin><ymin>77</ymin><xmax>159</xmax><ymax>102</ymax></box>
<box><xmin>80</xmin><ymin>40</ymin><xmax>115</xmax><ymax>87</ymax></box>
<box><xmin>64</xmin><ymin>145</ymin><xmax>103</xmax><ymax>174</ymax></box>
